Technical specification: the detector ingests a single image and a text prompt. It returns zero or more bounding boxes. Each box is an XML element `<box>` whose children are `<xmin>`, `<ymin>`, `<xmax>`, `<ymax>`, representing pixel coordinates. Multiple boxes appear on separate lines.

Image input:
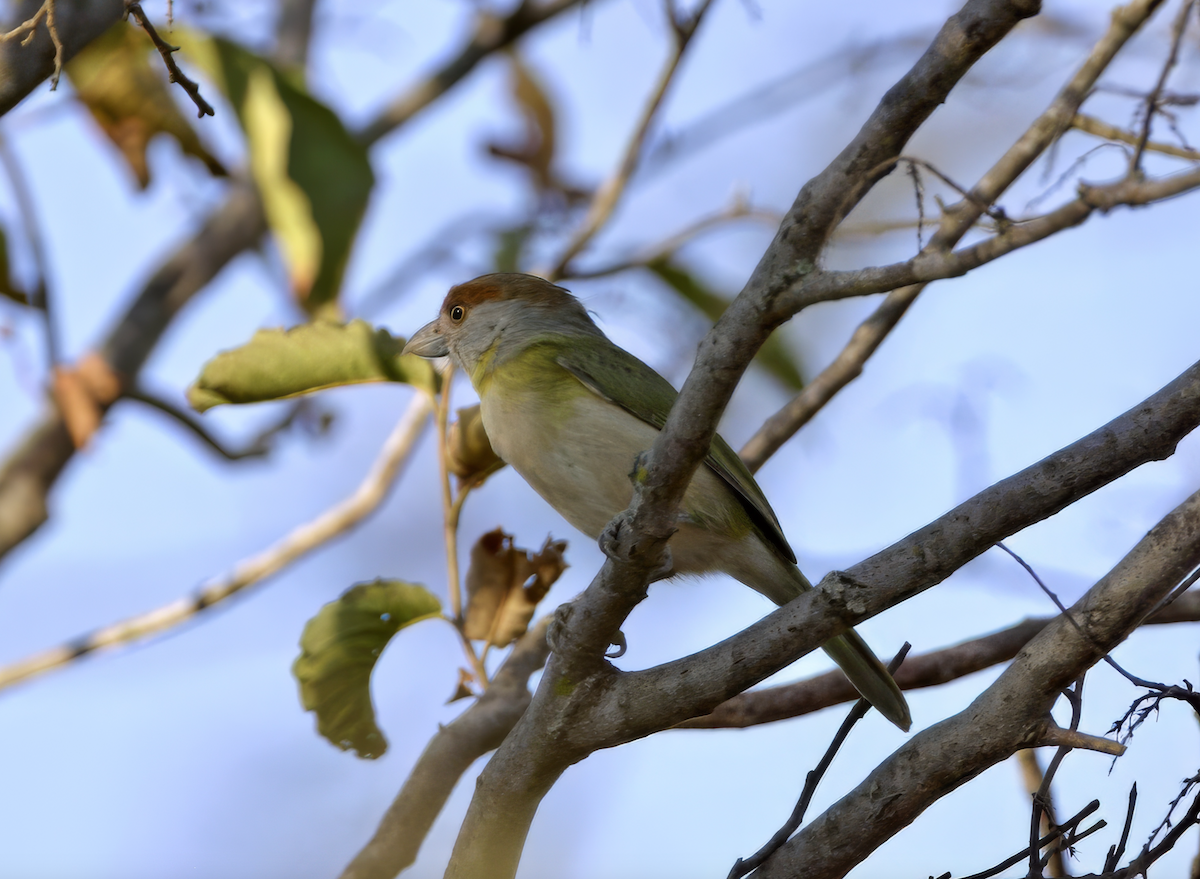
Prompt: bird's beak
<box><xmin>402</xmin><ymin>319</ymin><xmax>449</xmax><ymax>358</ymax></box>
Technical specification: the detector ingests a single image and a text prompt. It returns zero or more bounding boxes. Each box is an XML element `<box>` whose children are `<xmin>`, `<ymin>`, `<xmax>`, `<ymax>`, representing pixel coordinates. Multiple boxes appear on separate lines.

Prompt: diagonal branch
<box><xmin>0</xmin><ymin>393</ymin><xmax>432</xmax><ymax>692</ymax></box>
<box><xmin>0</xmin><ymin>0</ymin><xmax>589</xmax><ymax>568</ymax></box>
<box><xmin>677</xmin><ymin>590</ymin><xmax>1200</xmax><ymax>730</ymax></box>
<box><xmin>338</xmin><ymin>618</ymin><xmax>552</xmax><ymax>879</ymax></box>
<box><xmin>753</xmin><ymin>482</ymin><xmax>1200</xmax><ymax>878</ymax></box>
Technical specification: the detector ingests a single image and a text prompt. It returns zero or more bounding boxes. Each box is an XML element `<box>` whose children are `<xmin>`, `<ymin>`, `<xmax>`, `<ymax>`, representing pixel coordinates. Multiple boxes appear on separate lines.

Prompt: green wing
<box><xmin>554</xmin><ymin>337</ymin><xmax>796</xmax><ymax>565</ymax></box>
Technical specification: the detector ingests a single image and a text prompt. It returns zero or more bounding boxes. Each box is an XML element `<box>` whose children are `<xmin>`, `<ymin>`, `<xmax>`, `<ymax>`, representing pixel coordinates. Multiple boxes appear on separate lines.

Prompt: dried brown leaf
<box><xmin>447</xmin><ymin>404</ymin><xmax>503</xmax><ymax>483</ymax></box>
<box><xmin>462</xmin><ymin>530</ymin><xmax>568</xmax><ymax>647</ymax></box>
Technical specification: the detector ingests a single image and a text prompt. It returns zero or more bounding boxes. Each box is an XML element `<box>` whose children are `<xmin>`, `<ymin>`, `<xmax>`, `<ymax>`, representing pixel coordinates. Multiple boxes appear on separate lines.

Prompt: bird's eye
<box><xmin>449</xmin><ymin>305</ymin><xmax>465</xmax><ymax>322</ymax></box>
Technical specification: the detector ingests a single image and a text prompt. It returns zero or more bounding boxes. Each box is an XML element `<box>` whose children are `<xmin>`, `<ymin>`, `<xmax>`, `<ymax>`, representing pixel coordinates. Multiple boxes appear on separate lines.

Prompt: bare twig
<box><xmin>727</xmin><ymin>645</ymin><xmax>911</xmax><ymax>879</ymax></box>
<box><xmin>123</xmin><ymin>1</ymin><xmax>214</xmax><ymax>117</ymax></box>
<box><xmin>560</xmin><ymin>199</ymin><xmax>781</xmax><ymax>280</ymax></box>
<box><xmin>1073</xmin><ymin>112</ymin><xmax>1200</xmax><ymax>160</ymax></box>
<box><xmin>123</xmin><ymin>387</ymin><xmax>324</xmax><ymax>461</ymax></box>
<box><xmin>542</xmin><ymin>0</ymin><xmax>715</xmax><ymax>279</ymax></box>
<box><xmin>1018</xmin><ymin>749</ymin><xmax>1067</xmax><ymax>878</ymax></box>
<box><xmin>0</xmin><ymin>0</ymin><xmax>64</xmax><ymax>89</ymax></box>
<box><xmin>0</xmin><ymin>130</ymin><xmax>54</xmax><ymax>364</ymax></box>
<box><xmin>358</xmin><ymin>0</ymin><xmax>589</xmax><ymax>147</ymax></box>
<box><xmin>0</xmin><ymin>393</ymin><xmax>432</xmax><ymax>692</ymax></box>
<box><xmin>1103</xmin><ymin>783</ymin><xmax>1138</xmax><ymax>873</ymax></box>
<box><xmin>1130</xmin><ymin>0</ymin><xmax>1195</xmax><ymax>171</ymax></box>
<box><xmin>949</xmin><ymin>800</ymin><xmax>1104</xmax><ymax>879</ymax></box>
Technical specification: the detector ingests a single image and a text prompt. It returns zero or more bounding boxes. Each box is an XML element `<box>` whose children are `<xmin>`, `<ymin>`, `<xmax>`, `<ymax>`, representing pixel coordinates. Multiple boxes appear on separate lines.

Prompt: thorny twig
<box><xmin>932</xmin><ymin>800</ymin><xmax>1106</xmax><ymax>879</ymax></box>
<box><xmin>996</xmin><ymin>542</ymin><xmax>1200</xmax><ymax>749</ymax></box>
<box><xmin>124</xmin><ymin>1</ymin><xmax>214</xmax><ymax>117</ymax></box>
<box><xmin>726</xmin><ymin>644</ymin><xmax>912</xmax><ymax>879</ymax></box>
<box><xmin>0</xmin><ymin>0</ymin><xmax>64</xmax><ymax>89</ymax></box>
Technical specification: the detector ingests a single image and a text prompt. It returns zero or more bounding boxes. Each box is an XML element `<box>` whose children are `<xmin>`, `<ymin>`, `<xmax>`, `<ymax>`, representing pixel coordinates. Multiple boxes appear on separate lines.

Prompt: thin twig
<box><xmin>1073</xmin><ymin>112</ymin><xmax>1200</xmax><ymax>160</ymax></box>
<box><xmin>0</xmin><ymin>393</ymin><xmax>432</xmax><ymax>692</ymax></box>
<box><xmin>124</xmin><ymin>1</ymin><xmax>215</xmax><ymax>118</ymax></box>
<box><xmin>1103</xmin><ymin>783</ymin><xmax>1138</xmax><ymax>873</ymax></box>
<box><xmin>726</xmin><ymin>644</ymin><xmax>911</xmax><ymax>879</ymax></box>
<box><xmin>434</xmin><ymin>366</ymin><xmax>489</xmax><ymax>688</ymax></box>
<box><xmin>123</xmin><ymin>387</ymin><xmax>323</xmax><ymax>461</ymax></box>
<box><xmin>560</xmin><ymin>200</ymin><xmax>781</xmax><ymax>280</ymax></box>
<box><xmin>542</xmin><ymin>0</ymin><xmax>715</xmax><ymax>279</ymax></box>
<box><xmin>0</xmin><ymin>130</ymin><xmax>54</xmax><ymax>364</ymax></box>
<box><xmin>1130</xmin><ymin>0</ymin><xmax>1195</xmax><ymax>172</ymax></box>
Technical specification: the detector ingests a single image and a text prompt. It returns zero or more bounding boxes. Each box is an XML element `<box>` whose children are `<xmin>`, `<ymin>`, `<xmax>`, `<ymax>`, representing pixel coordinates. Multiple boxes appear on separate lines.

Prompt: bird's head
<box><xmin>402</xmin><ymin>273</ymin><xmax>603</xmax><ymax>373</ymax></box>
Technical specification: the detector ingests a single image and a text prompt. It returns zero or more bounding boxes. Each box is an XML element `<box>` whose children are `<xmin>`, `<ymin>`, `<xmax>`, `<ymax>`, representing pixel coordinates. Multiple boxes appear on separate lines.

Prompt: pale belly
<box><xmin>479</xmin><ymin>384</ymin><xmax>800</xmax><ymax>598</ymax></box>
<box><xmin>481</xmin><ymin>386</ymin><xmax>651</xmax><ymax>540</ymax></box>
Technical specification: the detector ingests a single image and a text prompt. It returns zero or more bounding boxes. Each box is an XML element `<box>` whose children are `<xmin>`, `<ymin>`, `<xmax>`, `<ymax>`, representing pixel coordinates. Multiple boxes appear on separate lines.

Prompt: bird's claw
<box><xmin>605</xmin><ymin>630</ymin><xmax>628</xmax><ymax>658</ymax></box>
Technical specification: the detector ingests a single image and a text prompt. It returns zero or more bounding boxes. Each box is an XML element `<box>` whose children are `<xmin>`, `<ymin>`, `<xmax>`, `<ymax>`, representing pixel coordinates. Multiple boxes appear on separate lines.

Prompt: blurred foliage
<box><xmin>293</xmin><ymin>579</ymin><xmax>442</xmax><ymax>759</ymax></box>
<box><xmin>67</xmin><ymin>22</ymin><xmax>227</xmax><ymax>189</ymax></box>
<box><xmin>187</xmin><ymin>319</ymin><xmax>439</xmax><ymax>411</ymax></box>
<box><xmin>179</xmin><ymin>31</ymin><xmax>374</xmax><ymax>315</ymax></box>
<box><xmin>647</xmin><ymin>256</ymin><xmax>805</xmax><ymax>391</ymax></box>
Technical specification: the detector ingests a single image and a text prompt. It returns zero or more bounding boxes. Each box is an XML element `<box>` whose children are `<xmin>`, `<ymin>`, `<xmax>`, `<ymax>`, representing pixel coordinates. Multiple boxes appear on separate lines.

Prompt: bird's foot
<box><xmin>599</xmin><ymin>512</ymin><xmax>674</xmax><ymax>580</ymax></box>
<box><xmin>605</xmin><ymin>630</ymin><xmax>627</xmax><ymax>658</ymax></box>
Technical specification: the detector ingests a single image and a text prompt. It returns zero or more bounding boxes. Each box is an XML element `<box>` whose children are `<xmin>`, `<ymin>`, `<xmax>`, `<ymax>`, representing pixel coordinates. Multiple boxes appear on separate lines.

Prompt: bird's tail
<box><xmin>821</xmin><ymin>630</ymin><xmax>911</xmax><ymax>732</ymax></box>
<box><xmin>785</xmin><ymin>566</ymin><xmax>911</xmax><ymax>732</ymax></box>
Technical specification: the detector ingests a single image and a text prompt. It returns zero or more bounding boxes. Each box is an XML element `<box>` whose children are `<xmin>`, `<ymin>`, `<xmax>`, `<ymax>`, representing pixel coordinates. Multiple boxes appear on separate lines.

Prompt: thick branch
<box><xmin>338</xmin><ymin>619</ymin><xmax>551</xmax><ymax>879</ymax></box>
<box><xmin>742</xmin><ymin>0</ymin><xmax>1168</xmax><ymax>462</ymax></box>
<box><xmin>679</xmin><ymin>590</ymin><xmax>1200</xmax><ymax>729</ymax></box>
<box><xmin>445</xmin><ymin>354</ymin><xmax>1200</xmax><ymax>878</ymax></box>
<box><xmin>754</xmin><ymin>487</ymin><xmax>1200</xmax><ymax>878</ymax></box>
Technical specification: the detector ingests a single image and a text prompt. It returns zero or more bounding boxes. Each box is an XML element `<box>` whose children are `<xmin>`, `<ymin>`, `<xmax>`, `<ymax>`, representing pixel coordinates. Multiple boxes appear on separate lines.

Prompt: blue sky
<box><xmin>0</xmin><ymin>1</ymin><xmax>1198</xmax><ymax>876</ymax></box>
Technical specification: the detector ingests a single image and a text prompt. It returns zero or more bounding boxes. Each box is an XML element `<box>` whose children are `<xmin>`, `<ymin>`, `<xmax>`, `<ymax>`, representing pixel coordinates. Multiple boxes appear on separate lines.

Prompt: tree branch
<box><xmin>677</xmin><ymin>590</ymin><xmax>1200</xmax><ymax>729</ymax></box>
<box><xmin>543</xmin><ymin>0</ymin><xmax>714</xmax><ymax>279</ymax></box>
<box><xmin>0</xmin><ymin>393</ymin><xmax>432</xmax><ymax>691</ymax></box>
<box><xmin>753</xmin><ymin>483</ymin><xmax>1200</xmax><ymax>878</ymax></box>
<box><xmin>742</xmin><ymin>0</ymin><xmax>1172</xmax><ymax>468</ymax></box>
<box><xmin>358</xmin><ymin>0</ymin><xmax>588</xmax><ymax>148</ymax></box>
<box><xmin>338</xmin><ymin>618</ymin><xmax>552</xmax><ymax>879</ymax></box>
<box><xmin>0</xmin><ymin>0</ymin><xmax>589</xmax><ymax>568</ymax></box>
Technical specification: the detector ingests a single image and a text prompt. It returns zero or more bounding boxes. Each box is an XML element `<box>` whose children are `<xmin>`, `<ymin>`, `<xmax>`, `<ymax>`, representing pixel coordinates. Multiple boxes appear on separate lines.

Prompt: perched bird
<box><xmin>403</xmin><ymin>273</ymin><xmax>911</xmax><ymax>731</ymax></box>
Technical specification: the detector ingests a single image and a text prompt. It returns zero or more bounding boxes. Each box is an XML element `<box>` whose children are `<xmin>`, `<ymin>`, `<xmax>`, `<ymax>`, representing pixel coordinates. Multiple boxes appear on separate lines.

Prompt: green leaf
<box><xmin>187</xmin><ymin>319</ymin><xmax>439</xmax><ymax>411</ymax></box>
<box><xmin>646</xmin><ymin>257</ymin><xmax>805</xmax><ymax>391</ymax></box>
<box><xmin>178</xmin><ymin>32</ymin><xmax>374</xmax><ymax>314</ymax></box>
<box><xmin>293</xmin><ymin>579</ymin><xmax>442</xmax><ymax>759</ymax></box>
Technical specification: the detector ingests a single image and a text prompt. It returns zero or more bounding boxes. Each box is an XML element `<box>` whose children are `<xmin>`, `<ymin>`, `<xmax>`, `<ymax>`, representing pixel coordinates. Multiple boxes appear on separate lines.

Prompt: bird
<box><xmin>402</xmin><ymin>272</ymin><xmax>911</xmax><ymax>731</ymax></box>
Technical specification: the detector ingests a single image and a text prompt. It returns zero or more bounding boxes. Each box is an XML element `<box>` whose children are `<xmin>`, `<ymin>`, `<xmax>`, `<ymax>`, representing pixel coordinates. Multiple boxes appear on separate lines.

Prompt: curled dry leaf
<box><xmin>463</xmin><ymin>528</ymin><xmax>568</xmax><ymax>648</ymax></box>
<box><xmin>447</xmin><ymin>404</ymin><xmax>504</xmax><ymax>483</ymax></box>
